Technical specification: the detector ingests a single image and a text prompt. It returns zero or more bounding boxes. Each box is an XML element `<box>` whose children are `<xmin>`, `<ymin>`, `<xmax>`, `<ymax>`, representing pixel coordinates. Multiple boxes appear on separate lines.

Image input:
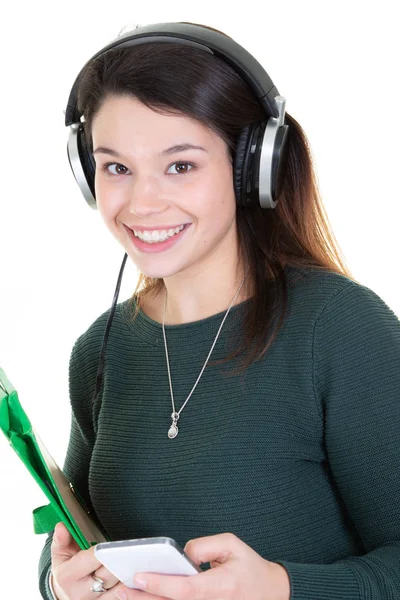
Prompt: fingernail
<box><xmin>53</xmin><ymin>529</ymin><xmax>59</xmax><ymax>544</ymax></box>
<box><xmin>115</xmin><ymin>590</ymin><xmax>127</xmax><ymax>600</ymax></box>
<box><xmin>134</xmin><ymin>576</ymin><xmax>147</xmax><ymax>589</ymax></box>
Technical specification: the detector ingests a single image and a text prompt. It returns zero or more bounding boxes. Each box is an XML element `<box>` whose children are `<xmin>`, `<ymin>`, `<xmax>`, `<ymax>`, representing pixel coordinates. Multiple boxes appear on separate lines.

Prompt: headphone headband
<box><xmin>65</xmin><ymin>22</ymin><xmax>280</xmax><ymax>127</ymax></box>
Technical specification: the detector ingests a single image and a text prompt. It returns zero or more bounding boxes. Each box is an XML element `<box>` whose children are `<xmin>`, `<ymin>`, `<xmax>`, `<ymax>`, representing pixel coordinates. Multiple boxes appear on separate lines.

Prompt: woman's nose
<box><xmin>127</xmin><ymin>174</ymin><xmax>168</xmax><ymax>217</ymax></box>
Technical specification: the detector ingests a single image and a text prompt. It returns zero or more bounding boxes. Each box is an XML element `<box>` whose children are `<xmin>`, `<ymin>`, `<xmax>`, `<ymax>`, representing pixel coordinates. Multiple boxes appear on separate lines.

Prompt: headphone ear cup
<box><xmin>233</xmin><ymin>125</ymin><xmax>252</xmax><ymax>206</ymax></box>
<box><xmin>77</xmin><ymin>126</ymin><xmax>96</xmax><ymax>199</ymax></box>
<box><xmin>235</xmin><ymin>116</ymin><xmax>290</xmax><ymax>209</ymax></box>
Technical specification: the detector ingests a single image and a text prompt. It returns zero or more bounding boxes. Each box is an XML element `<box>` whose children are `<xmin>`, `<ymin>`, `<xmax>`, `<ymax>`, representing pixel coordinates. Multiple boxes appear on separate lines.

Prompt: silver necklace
<box><xmin>162</xmin><ymin>270</ymin><xmax>249</xmax><ymax>439</ymax></box>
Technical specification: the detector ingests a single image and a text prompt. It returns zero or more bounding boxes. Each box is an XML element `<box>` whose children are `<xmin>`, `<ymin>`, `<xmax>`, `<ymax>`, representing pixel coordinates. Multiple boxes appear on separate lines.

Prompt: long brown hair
<box><xmin>75</xmin><ymin>22</ymin><xmax>355</xmax><ymax>375</ymax></box>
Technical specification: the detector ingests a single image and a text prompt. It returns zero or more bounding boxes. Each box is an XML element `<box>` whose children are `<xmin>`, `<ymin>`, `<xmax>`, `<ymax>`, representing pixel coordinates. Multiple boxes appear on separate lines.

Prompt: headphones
<box><xmin>64</xmin><ymin>22</ymin><xmax>291</xmax><ymax>404</ymax></box>
<box><xmin>65</xmin><ymin>21</ymin><xmax>290</xmax><ymax>212</ymax></box>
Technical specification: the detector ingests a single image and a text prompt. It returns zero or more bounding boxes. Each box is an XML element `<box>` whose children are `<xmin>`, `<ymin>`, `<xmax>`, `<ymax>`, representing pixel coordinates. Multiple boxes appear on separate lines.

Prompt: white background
<box><xmin>0</xmin><ymin>2</ymin><xmax>399</xmax><ymax>598</ymax></box>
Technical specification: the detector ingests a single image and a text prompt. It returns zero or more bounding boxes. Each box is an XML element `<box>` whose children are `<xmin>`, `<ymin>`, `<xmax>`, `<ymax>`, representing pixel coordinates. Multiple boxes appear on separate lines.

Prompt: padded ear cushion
<box><xmin>233</xmin><ymin>125</ymin><xmax>252</xmax><ymax>205</ymax></box>
<box><xmin>78</xmin><ymin>126</ymin><xmax>96</xmax><ymax>199</ymax></box>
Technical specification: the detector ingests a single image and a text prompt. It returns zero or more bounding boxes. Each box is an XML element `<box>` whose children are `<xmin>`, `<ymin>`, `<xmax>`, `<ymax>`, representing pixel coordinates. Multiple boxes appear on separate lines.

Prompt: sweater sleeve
<box><xmin>276</xmin><ymin>281</ymin><xmax>400</xmax><ymax>600</ymax></box>
<box><xmin>38</xmin><ymin>335</ymin><xmax>96</xmax><ymax>599</ymax></box>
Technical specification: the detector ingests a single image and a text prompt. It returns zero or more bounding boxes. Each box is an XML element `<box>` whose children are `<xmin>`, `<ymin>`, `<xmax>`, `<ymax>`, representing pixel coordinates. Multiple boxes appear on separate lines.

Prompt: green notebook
<box><xmin>0</xmin><ymin>367</ymin><xmax>110</xmax><ymax>549</ymax></box>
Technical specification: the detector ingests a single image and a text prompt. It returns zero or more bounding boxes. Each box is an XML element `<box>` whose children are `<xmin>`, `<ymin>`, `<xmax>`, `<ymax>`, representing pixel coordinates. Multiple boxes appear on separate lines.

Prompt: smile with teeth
<box><xmin>132</xmin><ymin>224</ymin><xmax>186</xmax><ymax>244</ymax></box>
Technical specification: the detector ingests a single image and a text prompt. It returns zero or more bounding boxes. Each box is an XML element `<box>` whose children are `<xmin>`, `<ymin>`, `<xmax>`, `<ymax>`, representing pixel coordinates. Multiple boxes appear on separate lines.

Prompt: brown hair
<box><xmin>75</xmin><ymin>22</ymin><xmax>355</xmax><ymax>375</ymax></box>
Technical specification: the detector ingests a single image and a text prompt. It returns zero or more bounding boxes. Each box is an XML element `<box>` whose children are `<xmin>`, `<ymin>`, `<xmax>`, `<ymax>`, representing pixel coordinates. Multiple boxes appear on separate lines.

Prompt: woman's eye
<box><xmin>166</xmin><ymin>161</ymin><xmax>194</xmax><ymax>175</ymax></box>
<box><xmin>102</xmin><ymin>163</ymin><xmax>129</xmax><ymax>176</ymax></box>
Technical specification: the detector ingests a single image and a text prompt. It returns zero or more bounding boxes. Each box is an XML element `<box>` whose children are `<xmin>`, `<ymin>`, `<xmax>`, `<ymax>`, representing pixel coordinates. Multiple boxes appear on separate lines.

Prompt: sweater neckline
<box><xmin>120</xmin><ymin>294</ymin><xmax>253</xmax><ymax>346</ymax></box>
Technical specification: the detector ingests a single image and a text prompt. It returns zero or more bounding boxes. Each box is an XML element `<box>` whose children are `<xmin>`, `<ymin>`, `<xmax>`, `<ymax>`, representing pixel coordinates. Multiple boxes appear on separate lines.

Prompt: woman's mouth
<box><xmin>125</xmin><ymin>223</ymin><xmax>191</xmax><ymax>254</ymax></box>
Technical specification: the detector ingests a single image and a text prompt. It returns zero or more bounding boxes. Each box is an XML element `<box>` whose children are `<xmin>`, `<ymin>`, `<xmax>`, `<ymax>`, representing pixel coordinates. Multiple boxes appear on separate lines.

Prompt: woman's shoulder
<box><xmin>284</xmin><ymin>264</ymin><xmax>354</xmax><ymax>308</ymax></box>
<box><xmin>70</xmin><ymin>299</ymin><xmax>130</xmax><ymax>358</ymax></box>
<box><xmin>286</xmin><ymin>263</ymin><xmax>373</xmax><ymax>300</ymax></box>
<box><xmin>285</xmin><ymin>263</ymin><xmax>355</xmax><ymax>290</ymax></box>
<box><xmin>284</xmin><ymin>264</ymin><xmax>399</xmax><ymax>328</ymax></box>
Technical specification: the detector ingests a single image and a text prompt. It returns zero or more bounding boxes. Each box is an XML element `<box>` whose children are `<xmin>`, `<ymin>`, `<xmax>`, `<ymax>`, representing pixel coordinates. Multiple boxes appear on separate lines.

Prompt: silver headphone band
<box><xmin>259</xmin><ymin>96</ymin><xmax>286</xmax><ymax>209</ymax></box>
<box><xmin>67</xmin><ymin>125</ymin><xmax>97</xmax><ymax>209</ymax></box>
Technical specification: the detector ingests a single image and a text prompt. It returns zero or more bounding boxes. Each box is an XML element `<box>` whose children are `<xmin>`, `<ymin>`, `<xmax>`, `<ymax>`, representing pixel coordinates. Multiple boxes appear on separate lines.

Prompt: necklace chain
<box><xmin>162</xmin><ymin>271</ymin><xmax>249</xmax><ymax>439</ymax></box>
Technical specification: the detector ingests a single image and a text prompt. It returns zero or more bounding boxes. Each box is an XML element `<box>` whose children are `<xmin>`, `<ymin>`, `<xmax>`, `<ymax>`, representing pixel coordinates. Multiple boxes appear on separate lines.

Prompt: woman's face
<box><xmin>91</xmin><ymin>94</ymin><xmax>239</xmax><ymax>281</ymax></box>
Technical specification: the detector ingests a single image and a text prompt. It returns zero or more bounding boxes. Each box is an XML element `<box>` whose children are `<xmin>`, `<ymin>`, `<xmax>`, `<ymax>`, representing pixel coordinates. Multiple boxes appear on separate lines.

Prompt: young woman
<box><xmin>38</xmin><ymin>22</ymin><xmax>400</xmax><ymax>600</ymax></box>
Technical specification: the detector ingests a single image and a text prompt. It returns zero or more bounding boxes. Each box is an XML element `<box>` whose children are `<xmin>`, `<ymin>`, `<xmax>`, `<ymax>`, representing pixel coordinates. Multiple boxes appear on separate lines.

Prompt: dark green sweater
<box><xmin>39</xmin><ymin>266</ymin><xmax>400</xmax><ymax>599</ymax></box>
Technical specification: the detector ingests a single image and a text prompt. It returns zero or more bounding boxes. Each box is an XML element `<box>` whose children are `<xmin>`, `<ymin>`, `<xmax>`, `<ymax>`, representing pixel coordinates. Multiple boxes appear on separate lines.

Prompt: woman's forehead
<box><xmin>91</xmin><ymin>95</ymin><xmax>226</xmax><ymax>156</ymax></box>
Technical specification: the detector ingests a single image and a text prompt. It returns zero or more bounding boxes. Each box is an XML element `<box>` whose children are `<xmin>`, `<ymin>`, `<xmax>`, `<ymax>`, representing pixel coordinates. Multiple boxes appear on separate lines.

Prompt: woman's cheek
<box><xmin>96</xmin><ymin>185</ymin><xmax>124</xmax><ymax>218</ymax></box>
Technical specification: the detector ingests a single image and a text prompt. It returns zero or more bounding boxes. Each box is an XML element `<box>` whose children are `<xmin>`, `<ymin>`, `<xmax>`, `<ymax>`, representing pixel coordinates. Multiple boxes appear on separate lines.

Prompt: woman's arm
<box><xmin>277</xmin><ymin>282</ymin><xmax>400</xmax><ymax>599</ymax></box>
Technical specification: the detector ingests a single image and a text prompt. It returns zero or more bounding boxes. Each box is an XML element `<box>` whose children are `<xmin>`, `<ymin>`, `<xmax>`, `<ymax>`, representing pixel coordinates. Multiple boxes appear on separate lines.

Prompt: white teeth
<box><xmin>133</xmin><ymin>224</ymin><xmax>185</xmax><ymax>243</ymax></box>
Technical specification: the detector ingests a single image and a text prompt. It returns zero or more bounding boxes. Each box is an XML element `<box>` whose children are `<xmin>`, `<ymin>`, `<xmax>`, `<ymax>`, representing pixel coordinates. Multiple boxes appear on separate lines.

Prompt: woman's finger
<box><xmin>91</xmin><ymin>565</ymin><xmax>120</xmax><ymax>590</ymax></box>
<box><xmin>51</xmin><ymin>523</ymin><xmax>81</xmax><ymax>570</ymax></box>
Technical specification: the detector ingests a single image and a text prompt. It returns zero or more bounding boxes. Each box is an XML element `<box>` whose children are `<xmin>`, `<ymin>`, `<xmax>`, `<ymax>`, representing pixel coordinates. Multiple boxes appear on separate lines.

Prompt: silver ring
<box><xmin>90</xmin><ymin>575</ymin><xmax>106</xmax><ymax>593</ymax></box>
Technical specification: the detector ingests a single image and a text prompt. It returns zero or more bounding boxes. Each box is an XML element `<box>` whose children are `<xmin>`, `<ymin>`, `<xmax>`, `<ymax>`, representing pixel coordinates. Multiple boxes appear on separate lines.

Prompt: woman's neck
<box><xmin>140</xmin><ymin>267</ymin><xmax>253</xmax><ymax>325</ymax></box>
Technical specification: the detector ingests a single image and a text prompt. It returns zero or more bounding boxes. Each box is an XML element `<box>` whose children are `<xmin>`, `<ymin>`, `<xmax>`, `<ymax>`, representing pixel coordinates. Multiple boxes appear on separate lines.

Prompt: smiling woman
<box><xmin>38</xmin><ymin>21</ymin><xmax>400</xmax><ymax>600</ymax></box>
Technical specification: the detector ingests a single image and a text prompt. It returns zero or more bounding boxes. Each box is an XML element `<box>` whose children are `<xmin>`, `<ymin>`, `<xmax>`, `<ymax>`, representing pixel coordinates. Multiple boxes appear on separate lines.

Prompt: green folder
<box><xmin>0</xmin><ymin>367</ymin><xmax>110</xmax><ymax>549</ymax></box>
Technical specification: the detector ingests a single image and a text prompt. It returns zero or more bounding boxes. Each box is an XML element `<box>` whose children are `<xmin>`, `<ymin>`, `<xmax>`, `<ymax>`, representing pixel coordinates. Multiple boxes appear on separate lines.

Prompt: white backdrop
<box><xmin>0</xmin><ymin>2</ymin><xmax>399</xmax><ymax>598</ymax></box>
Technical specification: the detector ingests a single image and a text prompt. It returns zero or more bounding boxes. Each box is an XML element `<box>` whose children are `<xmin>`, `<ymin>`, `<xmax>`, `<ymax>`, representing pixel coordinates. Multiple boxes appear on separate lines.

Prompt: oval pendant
<box><xmin>168</xmin><ymin>423</ymin><xmax>178</xmax><ymax>439</ymax></box>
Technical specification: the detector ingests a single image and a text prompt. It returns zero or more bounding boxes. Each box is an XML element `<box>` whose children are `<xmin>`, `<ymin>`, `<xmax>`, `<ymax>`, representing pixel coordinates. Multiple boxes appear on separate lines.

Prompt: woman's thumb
<box><xmin>51</xmin><ymin>522</ymin><xmax>80</xmax><ymax>568</ymax></box>
<box><xmin>53</xmin><ymin>522</ymin><xmax>72</xmax><ymax>546</ymax></box>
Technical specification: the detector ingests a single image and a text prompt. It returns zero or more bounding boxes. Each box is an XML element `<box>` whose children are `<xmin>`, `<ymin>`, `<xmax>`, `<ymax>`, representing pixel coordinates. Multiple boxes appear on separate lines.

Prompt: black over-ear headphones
<box><xmin>64</xmin><ymin>22</ymin><xmax>291</xmax><ymax>404</ymax></box>
<box><xmin>65</xmin><ymin>21</ymin><xmax>290</xmax><ymax>212</ymax></box>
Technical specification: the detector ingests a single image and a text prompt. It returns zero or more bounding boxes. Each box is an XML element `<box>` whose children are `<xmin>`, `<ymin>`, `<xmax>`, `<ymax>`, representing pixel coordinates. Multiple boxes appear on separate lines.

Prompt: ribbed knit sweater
<box><xmin>38</xmin><ymin>266</ymin><xmax>400</xmax><ymax>599</ymax></box>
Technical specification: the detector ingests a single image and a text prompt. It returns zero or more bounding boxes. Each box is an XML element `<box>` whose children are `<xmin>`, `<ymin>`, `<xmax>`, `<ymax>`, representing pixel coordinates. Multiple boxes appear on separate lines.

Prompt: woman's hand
<box><xmin>50</xmin><ymin>522</ymin><xmax>122</xmax><ymax>599</ymax></box>
<box><xmin>114</xmin><ymin>532</ymin><xmax>291</xmax><ymax>600</ymax></box>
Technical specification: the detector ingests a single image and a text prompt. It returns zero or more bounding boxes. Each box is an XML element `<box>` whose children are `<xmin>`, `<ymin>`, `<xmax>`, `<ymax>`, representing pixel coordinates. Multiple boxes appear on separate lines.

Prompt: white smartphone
<box><xmin>94</xmin><ymin>536</ymin><xmax>202</xmax><ymax>589</ymax></box>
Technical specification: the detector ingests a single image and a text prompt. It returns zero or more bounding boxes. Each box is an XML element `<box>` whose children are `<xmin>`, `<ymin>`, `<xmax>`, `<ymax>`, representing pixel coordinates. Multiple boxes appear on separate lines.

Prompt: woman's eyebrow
<box><xmin>92</xmin><ymin>143</ymin><xmax>208</xmax><ymax>157</ymax></box>
<box><xmin>161</xmin><ymin>143</ymin><xmax>208</xmax><ymax>156</ymax></box>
